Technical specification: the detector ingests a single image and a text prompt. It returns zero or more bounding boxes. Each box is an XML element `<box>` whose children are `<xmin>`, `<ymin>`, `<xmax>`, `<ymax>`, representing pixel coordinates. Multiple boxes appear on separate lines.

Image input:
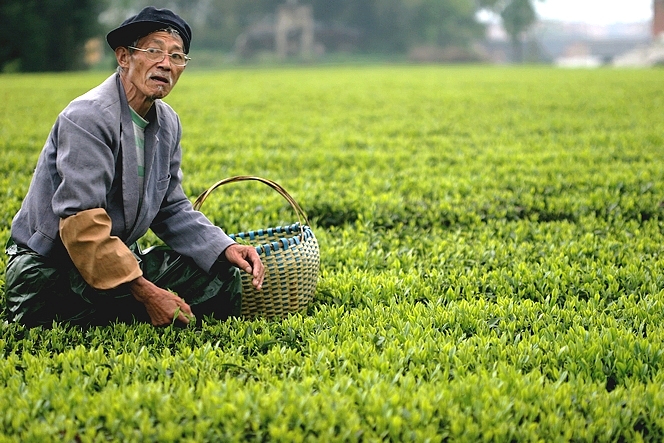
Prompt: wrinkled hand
<box><xmin>130</xmin><ymin>276</ymin><xmax>194</xmax><ymax>326</ymax></box>
<box><xmin>224</xmin><ymin>244</ymin><xmax>265</xmax><ymax>290</ymax></box>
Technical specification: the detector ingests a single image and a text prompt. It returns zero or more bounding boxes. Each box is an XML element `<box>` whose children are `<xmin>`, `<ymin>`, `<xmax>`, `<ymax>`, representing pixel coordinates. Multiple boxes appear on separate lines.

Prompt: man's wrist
<box><xmin>210</xmin><ymin>245</ymin><xmax>234</xmax><ymax>275</ymax></box>
<box><xmin>129</xmin><ymin>276</ymin><xmax>151</xmax><ymax>302</ymax></box>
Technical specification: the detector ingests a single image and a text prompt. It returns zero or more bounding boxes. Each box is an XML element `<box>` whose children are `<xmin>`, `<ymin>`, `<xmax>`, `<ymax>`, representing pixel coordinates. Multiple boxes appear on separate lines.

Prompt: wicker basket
<box><xmin>193</xmin><ymin>176</ymin><xmax>320</xmax><ymax>319</ymax></box>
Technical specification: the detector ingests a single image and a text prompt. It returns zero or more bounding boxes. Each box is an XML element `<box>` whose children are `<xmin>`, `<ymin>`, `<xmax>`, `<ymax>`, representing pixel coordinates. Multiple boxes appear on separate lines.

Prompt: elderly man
<box><xmin>4</xmin><ymin>7</ymin><xmax>264</xmax><ymax>327</ymax></box>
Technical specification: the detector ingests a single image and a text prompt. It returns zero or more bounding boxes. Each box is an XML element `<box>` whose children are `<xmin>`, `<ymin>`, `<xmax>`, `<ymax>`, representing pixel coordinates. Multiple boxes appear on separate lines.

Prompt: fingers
<box><xmin>231</xmin><ymin>255</ymin><xmax>253</xmax><ymax>275</ymax></box>
<box><xmin>236</xmin><ymin>257</ymin><xmax>263</xmax><ymax>290</ymax></box>
<box><xmin>244</xmin><ymin>249</ymin><xmax>265</xmax><ymax>290</ymax></box>
<box><xmin>130</xmin><ymin>277</ymin><xmax>196</xmax><ymax>327</ymax></box>
<box><xmin>177</xmin><ymin>295</ymin><xmax>194</xmax><ymax>317</ymax></box>
<box><xmin>233</xmin><ymin>256</ymin><xmax>263</xmax><ymax>290</ymax></box>
<box><xmin>147</xmin><ymin>292</ymin><xmax>194</xmax><ymax>326</ymax></box>
<box><xmin>225</xmin><ymin>245</ymin><xmax>265</xmax><ymax>290</ymax></box>
<box><xmin>175</xmin><ymin>309</ymin><xmax>190</xmax><ymax>325</ymax></box>
<box><xmin>252</xmin><ymin>261</ymin><xmax>265</xmax><ymax>291</ymax></box>
<box><xmin>174</xmin><ymin>298</ymin><xmax>194</xmax><ymax>325</ymax></box>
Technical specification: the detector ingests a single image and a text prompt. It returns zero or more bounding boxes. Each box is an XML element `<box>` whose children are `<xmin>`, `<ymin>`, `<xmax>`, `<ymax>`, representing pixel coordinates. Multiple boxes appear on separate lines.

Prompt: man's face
<box><xmin>118</xmin><ymin>31</ymin><xmax>186</xmax><ymax>102</ymax></box>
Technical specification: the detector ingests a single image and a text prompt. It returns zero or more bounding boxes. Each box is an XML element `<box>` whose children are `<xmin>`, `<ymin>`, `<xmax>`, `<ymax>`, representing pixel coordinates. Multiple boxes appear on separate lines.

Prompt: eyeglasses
<box><xmin>128</xmin><ymin>46</ymin><xmax>191</xmax><ymax>67</ymax></box>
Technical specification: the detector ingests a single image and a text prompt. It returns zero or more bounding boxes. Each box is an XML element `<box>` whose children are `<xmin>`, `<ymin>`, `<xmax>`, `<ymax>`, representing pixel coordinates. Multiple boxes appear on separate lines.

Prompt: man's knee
<box><xmin>4</xmin><ymin>251</ymin><xmax>83</xmax><ymax>326</ymax></box>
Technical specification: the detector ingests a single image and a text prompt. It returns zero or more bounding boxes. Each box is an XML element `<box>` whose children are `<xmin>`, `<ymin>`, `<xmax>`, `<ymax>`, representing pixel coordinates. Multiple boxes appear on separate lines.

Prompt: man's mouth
<box><xmin>150</xmin><ymin>75</ymin><xmax>171</xmax><ymax>85</ymax></box>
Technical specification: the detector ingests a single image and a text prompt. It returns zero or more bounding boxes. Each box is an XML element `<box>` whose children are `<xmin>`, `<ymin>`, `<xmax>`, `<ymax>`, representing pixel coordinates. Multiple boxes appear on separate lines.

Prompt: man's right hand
<box><xmin>129</xmin><ymin>276</ymin><xmax>194</xmax><ymax>326</ymax></box>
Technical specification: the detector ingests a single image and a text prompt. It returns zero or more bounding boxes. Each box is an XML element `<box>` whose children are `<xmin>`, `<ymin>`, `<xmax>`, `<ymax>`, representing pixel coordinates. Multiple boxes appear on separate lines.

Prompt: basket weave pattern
<box><xmin>193</xmin><ymin>176</ymin><xmax>320</xmax><ymax>319</ymax></box>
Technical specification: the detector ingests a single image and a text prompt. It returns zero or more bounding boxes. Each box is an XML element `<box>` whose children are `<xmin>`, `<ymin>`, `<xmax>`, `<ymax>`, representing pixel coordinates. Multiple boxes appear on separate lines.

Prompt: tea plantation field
<box><xmin>1</xmin><ymin>65</ymin><xmax>664</xmax><ymax>441</ymax></box>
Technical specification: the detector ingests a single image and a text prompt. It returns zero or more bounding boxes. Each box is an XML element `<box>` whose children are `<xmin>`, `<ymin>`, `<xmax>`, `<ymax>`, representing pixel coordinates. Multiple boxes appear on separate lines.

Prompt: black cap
<box><xmin>106</xmin><ymin>6</ymin><xmax>192</xmax><ymax>53</ymax></box>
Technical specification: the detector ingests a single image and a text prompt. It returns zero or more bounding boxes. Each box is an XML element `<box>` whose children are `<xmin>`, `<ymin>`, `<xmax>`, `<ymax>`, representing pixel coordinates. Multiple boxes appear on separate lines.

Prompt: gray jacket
<box><xmin>10</xmin><ymin>73</ymin><xmax>233</xmax><ymax>273</ymax></box>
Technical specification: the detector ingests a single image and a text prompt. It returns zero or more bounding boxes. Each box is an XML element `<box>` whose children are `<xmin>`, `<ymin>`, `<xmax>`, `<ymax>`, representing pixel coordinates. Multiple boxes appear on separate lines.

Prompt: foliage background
<box><xmin>0</xmin><ymin>0</ymin><xmax>539</xmax><ymax>72</ymax></box>
<box><xmin>0</xmin><ymin>0</ymin><xmax>105</xmax><ymax>72</ymax></box>
<box><xmin>1</xmin><ymin>66</ymin><xmax>664</xmax><ymax>440</ymax></box>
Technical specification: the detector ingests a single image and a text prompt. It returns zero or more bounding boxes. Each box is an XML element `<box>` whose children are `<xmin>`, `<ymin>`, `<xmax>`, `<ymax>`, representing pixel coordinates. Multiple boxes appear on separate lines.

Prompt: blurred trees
<box><xmin>479</xmin><ymin>0</ymin><xmax>538</xmax><ymax>62</ymax></box>
<box><xmin>1</xmin><ymin>0</ymin><xmax>542</xmax><ymax>72</ymax></box>
<box><xmin>317</xmin><ymin>0</ymin><xmax>485</xmax><ymax>53</ymax></box>
<box><xmin>0</xmin><ymin>0</ymin><xmax>105</xmax><ymax>72</ymax></box>
<box><xmin>144</xmin><ymin>0</ymin><xmax>489</xmax><ymax>53</ymax></box>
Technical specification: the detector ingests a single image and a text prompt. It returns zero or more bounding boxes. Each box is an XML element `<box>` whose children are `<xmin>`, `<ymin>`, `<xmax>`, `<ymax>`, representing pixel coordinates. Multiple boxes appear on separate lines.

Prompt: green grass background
<box><xmin>1</xmin><ymin>66</ymin><xmax>664</xmax><ymax>441</ymax></box>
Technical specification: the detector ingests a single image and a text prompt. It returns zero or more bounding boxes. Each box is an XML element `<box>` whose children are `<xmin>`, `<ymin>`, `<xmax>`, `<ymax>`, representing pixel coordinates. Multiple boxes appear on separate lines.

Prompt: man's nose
<box><xmin>156</xmin><ymin>55</ymin><xmax>172</xmax><ymax>69</ymax></box>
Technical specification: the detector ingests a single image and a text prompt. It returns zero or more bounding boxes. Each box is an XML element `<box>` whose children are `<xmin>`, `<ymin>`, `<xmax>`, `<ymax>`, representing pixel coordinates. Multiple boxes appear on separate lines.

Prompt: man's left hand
<box><xmin>224</xmin><ymin>244</ymin><xmax>265</xmax><ymax>290</ymax></box>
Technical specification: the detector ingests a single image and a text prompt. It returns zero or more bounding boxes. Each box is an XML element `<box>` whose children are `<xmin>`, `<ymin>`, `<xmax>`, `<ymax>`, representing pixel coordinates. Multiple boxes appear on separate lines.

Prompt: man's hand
<box><xmin>130</xmin><ymin>276</ymin><xmax>194</xmax><ymax>326</ymax></box>
<box><xmin>224</xmin><ymin>244</ymin><xmax>265</xmax><ymax>290</ymax></box>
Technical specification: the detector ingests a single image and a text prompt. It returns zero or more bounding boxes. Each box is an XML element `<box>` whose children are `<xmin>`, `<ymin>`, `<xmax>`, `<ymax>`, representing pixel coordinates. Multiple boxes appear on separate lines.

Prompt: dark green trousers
<box><xmin>4</xmin><ymin>241</ymin><xmax>242</xmax><ymax>327</ymax></box>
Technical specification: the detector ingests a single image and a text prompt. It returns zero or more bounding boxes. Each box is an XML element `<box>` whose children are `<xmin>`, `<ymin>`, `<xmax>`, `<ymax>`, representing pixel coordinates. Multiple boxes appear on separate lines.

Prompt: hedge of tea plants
<box><xmin>1</xmin><ymin>66</ymin><xmax>664</xmax><ymax>441</ymax></box>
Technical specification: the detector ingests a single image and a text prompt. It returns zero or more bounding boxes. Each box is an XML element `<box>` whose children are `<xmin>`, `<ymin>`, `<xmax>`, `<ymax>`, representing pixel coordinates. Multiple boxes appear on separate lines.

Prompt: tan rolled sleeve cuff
<box><xmin>59</xmin><ymin>208</ymin><xmax>143</xmax><ymax>290</ymax></box>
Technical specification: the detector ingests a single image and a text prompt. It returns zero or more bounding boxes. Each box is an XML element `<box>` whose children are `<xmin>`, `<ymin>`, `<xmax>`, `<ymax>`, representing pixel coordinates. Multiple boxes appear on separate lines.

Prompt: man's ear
<box><xmin>115</xmin><ymin>47</ymin><xmax>130</xmax><ymax>69</ymax></box>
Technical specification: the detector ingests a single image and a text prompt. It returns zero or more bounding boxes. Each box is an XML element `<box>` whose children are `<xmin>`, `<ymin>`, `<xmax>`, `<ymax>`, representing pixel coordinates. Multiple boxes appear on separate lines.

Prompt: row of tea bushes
<box><xmin>2</xmin><ymin>297</ymin><xmax>664</xmax><ymax>441</ymax></box>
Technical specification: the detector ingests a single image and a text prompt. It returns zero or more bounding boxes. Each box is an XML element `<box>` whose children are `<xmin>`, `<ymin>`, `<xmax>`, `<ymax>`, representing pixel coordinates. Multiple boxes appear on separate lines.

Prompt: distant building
<box><xmin>613</xmin><ymin>0</ymin><xmax>664</xmax><ymax>66</ymax></box>
<box><xmin>481</xmin><ymin>17</ymin><xmax>651</xmax><ymax>66</ymax></box>
<box><xmin>654</xmin><ymin>0</ymin><xmax>664</xmax><ymax>36</ymax></box>
<box><xmin>234</xmin><ymin>0</ymin><xmax>359</xmax><ymax>60</ymax></box>
<box><xmin>275</xmin><ymin>2</ymin><xmax>314</xmax><ymax>60</ymax></box>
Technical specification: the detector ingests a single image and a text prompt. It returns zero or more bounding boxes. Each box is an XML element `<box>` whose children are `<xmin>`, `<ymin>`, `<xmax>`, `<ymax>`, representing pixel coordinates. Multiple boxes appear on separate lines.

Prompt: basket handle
<box><xmin>192</xmin><ymin>175</ymin><xmax>311</xmax><ymax>228</ymax></box>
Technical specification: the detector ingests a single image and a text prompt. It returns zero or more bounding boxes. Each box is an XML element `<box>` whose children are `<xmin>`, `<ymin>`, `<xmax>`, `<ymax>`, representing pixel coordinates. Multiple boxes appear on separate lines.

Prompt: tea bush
<box><xmin>1</xmin><ymin>66</ymin><xmax>664</xmax><ymax>441</ymax></box>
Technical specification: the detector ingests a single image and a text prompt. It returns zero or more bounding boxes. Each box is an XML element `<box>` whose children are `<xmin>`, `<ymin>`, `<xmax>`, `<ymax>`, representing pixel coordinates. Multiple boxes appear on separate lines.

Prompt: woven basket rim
<box><xmin>229</xmin><ymin>223</ymin><xmax>316</xmax><ymax>256</ymax></box>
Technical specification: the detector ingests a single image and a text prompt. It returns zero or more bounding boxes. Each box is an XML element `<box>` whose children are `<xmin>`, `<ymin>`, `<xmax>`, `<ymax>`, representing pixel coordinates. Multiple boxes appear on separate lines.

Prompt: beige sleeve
<box><xmin>59</xmin><ymin>208</ymin><xmax>143</xmax><ymax>290</ymax></box>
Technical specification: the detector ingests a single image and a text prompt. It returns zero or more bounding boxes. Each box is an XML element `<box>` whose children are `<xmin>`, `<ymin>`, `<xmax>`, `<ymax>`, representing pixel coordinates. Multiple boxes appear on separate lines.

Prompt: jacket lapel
<box><xmin>116</xmin><ymin>75</ymin><xmax>140</xmax><ymax>234</ymax></box>
<box><xmin>142</xmin><ymin>104</ymin><xmax>159</xmax><ymax>206</ymax></box>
